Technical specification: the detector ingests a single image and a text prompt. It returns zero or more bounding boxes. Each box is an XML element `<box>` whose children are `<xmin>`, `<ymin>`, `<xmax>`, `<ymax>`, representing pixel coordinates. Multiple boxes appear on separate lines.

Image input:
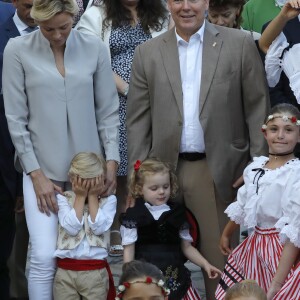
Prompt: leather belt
<box><xmin>179</xmin><ymin>152</ymin><xmax>206</xmax><ymax>161</ymax></box>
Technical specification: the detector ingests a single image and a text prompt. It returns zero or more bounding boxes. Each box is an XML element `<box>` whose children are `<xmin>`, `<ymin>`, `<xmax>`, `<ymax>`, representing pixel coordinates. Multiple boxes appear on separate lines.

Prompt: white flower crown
<box><xmin>115</xmin><ymin>277</ymin><xmax>170</xmax><ymax>300</ymax></box>
<box><xmin>261</xmin><ymin>114</ymin><xmax>300</xmax><ymax>132</ymax></box>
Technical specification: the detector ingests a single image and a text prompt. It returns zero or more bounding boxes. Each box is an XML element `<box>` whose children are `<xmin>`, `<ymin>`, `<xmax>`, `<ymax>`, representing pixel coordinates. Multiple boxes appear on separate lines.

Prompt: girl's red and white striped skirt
<box><xmin>273</xmin><ymin>260</ymin><xmax>300</xmax><ymax>300</ymax></box>
<box><xmin>183</xmin><ymin>283</ymin><xmax>202</xmax><ymax>300</ymax></box>
<box><xmin>215</xmin><ymin>227</ymin><xmax>284</xmax><ymax>300</ymax></box>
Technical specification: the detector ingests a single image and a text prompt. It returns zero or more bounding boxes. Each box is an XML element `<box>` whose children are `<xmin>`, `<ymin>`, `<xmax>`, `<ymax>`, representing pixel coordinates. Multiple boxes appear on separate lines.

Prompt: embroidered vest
<box><xmin>56</xmin><ymin>191</ymin><xmax>109</xmax><ymax>250</ymax></box>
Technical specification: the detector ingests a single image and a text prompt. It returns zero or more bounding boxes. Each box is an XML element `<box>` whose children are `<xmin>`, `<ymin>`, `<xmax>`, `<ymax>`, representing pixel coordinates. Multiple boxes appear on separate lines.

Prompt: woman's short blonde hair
<box><xmin>31</xmin><ymin>0</ymin><xmax>79</xmax><ymax>22</ymax></box>
<box><xmin>225</xmin><ymin>280</ymin><xmax>267</xmax><ymax>300</ymax></box>
<box><xmin>68</xmin><ymin>152</ymin><xmax>106</xmax><ymax>179</ymax></box>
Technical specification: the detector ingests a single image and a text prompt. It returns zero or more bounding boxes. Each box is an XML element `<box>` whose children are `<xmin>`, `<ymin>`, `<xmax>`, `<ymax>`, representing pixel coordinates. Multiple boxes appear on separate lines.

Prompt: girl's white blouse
<box><xmin>265</xmin><ymin>32</ymin><xmax>300</xmax><ymax>103</ymax></box>
<box><xmin>278</xmin><ymin>185</ymin><xmax>300</xmax><ymax>248</ymax></box>
<box><xmin>225</xmin><ymin>156</ymin><xmax>300</xmax><ymax>231</ymax></box>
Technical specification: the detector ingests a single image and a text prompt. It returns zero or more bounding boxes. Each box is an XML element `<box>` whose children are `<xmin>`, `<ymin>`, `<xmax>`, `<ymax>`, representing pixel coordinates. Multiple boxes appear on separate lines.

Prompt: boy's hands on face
<box><xmin>72</xmin><ymin>176</ymin><xmax>90</xmax><ymax>199</ymax></box>
<box><xmin>88</xmin><ymin>175</ymin><xmax>105</xmax><ymax>198</ymax></box>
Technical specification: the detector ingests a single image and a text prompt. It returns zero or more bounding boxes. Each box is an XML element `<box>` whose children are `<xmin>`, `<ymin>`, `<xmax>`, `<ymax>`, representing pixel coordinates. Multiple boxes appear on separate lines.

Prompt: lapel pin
<box><xmin>212</xmin><ymin>42</ymin><xmax>217</xmax><ymax>47</ymax></box>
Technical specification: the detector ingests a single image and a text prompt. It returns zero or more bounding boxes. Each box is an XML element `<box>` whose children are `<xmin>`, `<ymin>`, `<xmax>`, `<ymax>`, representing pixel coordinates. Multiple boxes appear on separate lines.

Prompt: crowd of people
<box><xmin>0</xmin><ymin>0</ymin><xmax>300</xmax><ymax>300</ymax></box>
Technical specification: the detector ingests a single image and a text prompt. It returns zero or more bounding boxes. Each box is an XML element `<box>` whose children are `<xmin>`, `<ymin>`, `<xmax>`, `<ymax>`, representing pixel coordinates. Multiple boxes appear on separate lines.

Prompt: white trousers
<box><xmin>23</xmin><ymin>174</ymin><xmax>70</xmax><ymax>300</ymax></box>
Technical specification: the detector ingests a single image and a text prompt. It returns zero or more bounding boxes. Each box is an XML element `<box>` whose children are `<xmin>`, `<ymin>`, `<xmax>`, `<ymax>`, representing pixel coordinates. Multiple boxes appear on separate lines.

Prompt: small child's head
<box><xmin>225</xmin><ymin>280</ymin><xmax>267</xmax><ymax>300</ymax></box>
<box><xmin>261</xmin><ymin>103</ymin><xmax>300</xmax><ymax>155</ymax></box>
<box><xmin>129</xmin><ymin>158</ymin><xmax>178</xmax><ymax>205</ymax></box>
<box><xmin>68</xmin><ymin>152</ymin><xmax>106</xmax><ymax>180</ymax></box>
<box><xmin>116</xmin><ymin>260</ymin><xmax>169</xmax><ymax>300</ymax></box>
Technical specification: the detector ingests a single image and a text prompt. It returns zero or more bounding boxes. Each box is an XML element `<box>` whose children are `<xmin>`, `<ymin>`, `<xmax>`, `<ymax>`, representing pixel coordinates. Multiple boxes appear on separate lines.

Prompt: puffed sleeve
<box><xmin>120</xmin><ymin>225</ymin><xmax>137</xmax><ymax>246</ymax></box>
<box><xmin>278</xmin><ymin>181</ymin><xmax>300</xmax><ymax>248</ymax></box>
<box><xmin>179</xmin><ymin>228</ymin><xmax>193</xmax><ymax>242</ymax></box>
<box><xmin>224</xmin><ymin>184</ymin><xmax>247</xmax><ymax>225</ymax></box>
<box><xmin>226</xmin><ymin>157</ymin><xmax>268</xmax><ymax>227</ymax></box>
<box><xmin>265</xmin><ymin>32</ymin><xmax>289</xmax><ymax>87</ymax></box>
<box><xmin>225</xmin><ymin>162</ymin><xmax>254</xmax><ymax>225</ymax></box>
<box><xmin>282</xmin><ymin>44</ymin><xmax>300</xmax><ymax>104</ymax></box>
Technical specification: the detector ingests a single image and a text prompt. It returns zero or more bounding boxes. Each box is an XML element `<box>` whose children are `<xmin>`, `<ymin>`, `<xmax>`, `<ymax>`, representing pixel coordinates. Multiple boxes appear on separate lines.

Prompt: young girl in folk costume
<box><xmin>258</xmin><ymin>0</ymin><xmax>300</xmax><ymax>104</ymax></box>
<box><xmin>215</xmin><ymin>103</ymin><xmax>300</xmax><ymax>299</ymax></box>
<box><xmin>53</xmin><ymin>152</ymin><xmax>117</xmax><ymax>300</ymax></box>
<box><xmin>225</xmin><ymin>280</ymin><xmax>267</xmax><ymax>300</ymax></box>
<box><xmin>116</xmin><ymin>260</ymin><xmax>170</xmax><ymax>300</ymax></box>
<box><xmin>120</xmin><ymin>158</ymin><xmax>221</xmax><ymax>300</ymax></box>
<box><xmin>267</xmin><ymin>191</ymin><xmax>300</xmax><ymax>299</ymax></box>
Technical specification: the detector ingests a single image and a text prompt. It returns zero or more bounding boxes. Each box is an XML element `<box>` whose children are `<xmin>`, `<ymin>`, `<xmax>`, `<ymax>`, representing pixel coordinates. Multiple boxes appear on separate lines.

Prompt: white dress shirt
<box><xmin>176</xmin><ymin>23</ymin><xmax>205</xmax><ymax>153</ymax></box>
<box><xmin>13</xmin><ymin>12</ymin><xmax>31</xmax><ymax>36</ymax></box>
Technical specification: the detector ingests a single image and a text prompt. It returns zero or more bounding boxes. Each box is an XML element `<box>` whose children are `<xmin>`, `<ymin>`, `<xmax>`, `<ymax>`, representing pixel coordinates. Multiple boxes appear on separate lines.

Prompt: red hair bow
<box><xmin>134</xmin><ymin>160</ymin><xmax>141</xmax><ymax>171</ymax></box>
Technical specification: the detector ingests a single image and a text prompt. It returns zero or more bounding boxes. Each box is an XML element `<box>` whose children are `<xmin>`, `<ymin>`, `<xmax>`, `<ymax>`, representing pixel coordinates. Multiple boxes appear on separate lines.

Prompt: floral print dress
<box><xmin>109</xmin><ymin>23</ymin><xmax>151</xmax><ymax>176</ymax></box>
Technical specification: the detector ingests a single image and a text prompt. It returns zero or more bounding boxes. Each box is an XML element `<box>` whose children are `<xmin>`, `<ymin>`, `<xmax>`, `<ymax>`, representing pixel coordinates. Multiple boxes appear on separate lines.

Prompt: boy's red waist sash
<box><xmin>57</xmin><ymin>258</ymin><xmax>116</xmax><ymax>300</ymax></box>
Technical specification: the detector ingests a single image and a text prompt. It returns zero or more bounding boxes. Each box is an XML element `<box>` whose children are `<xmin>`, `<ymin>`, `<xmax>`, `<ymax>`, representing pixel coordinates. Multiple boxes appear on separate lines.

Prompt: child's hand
<box><xmin>267</xmin><ymin>280</ymin><xmax>282</xmax><ymax>300</ymax></box>
<box><xmin>281</xmin><ymin>0</ymin><xmax>300</xmax><ymax>21</ymax></box>
<box><xmin>72</xmin><ymin>176</ymin><xmax>90</xmax><ymax>199</ymax></box>
<box><xmin>219</xmin><ymin>234</ymin><xmax>232</xmax><ymax>255</ymax></box>
<box><xmin>203</xmin><ymin>263</ymin><xmax>222</xmax><ymax>279</ymax></box>
<box><xmin>88</xmin><ymin>175</ymin><xmax>105</xmax><ymax>198</ymax></box>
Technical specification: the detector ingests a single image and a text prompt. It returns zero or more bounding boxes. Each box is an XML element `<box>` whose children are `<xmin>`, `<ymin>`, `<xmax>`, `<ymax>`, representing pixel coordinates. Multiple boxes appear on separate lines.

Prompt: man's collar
<box><xmin>175</xmin><ymin>21</ymin><xmax>206</xmax><ymax>44</ymax></box>
<box><xmin>13</xmin><ymin>11</ymin><xmax>37</xmax><ymax>34</ymax></box>
<box><xmin>13</xmin><ymin>11</ymin><xmax>29</xmax><ymax>33</ymax></box>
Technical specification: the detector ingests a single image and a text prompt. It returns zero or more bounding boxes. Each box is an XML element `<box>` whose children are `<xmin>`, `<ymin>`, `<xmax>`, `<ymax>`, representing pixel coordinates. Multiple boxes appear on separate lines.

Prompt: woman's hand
<box><xmin>30</xmin><ymin>169</ymin><xmax>62</xmax><ymax>216</ymax></box>
<box><xmin>219</xmin><ymin>234</ymin><xmax>232</xmax><ymax>255</ymax></box>
<box><xmin>102</xmin><ymin>160</ymin><xmax>118</xmax><ymax>196</ymax></box>
<box><xmin>203</xmin><ymin>262</ymin><xmax>222</xmax><ymax>279</ymax></box>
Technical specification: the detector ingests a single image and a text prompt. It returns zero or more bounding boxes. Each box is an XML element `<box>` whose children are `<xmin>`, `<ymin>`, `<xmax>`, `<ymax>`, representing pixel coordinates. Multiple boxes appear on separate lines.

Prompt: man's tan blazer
<box><xmin>127</xmin><ymin>21</ymin><xmax>269</xmax><ymax>204</ymax></box>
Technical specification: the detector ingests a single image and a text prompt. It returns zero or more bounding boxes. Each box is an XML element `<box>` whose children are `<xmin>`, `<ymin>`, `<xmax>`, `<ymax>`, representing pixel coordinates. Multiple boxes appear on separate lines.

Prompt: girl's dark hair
<box><xmin>209</xmin><ymin>0</ymin><xmax>245</xmax><ymax>29</ymax></box>
<box><xmin>119</xmin><ymin>260</ymin><xmax>164</xmax><ymax>284</ymax></box>
<box><xmin>96</xmin><ymin>0</ymin><xmax>168</xmax><ymax>33</ymax></box>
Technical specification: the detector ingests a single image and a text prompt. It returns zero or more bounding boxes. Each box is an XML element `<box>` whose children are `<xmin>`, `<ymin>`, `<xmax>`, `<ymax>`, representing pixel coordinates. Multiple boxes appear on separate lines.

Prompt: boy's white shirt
<box><xmin>120</xmin><ymin>202</ymin><xmax>193</xmax><ymax>246</ymax></box>
<box><xmin>54</xmin><ymin>193</ymin><xmax>117</xmax><ymax>260</ymax></box>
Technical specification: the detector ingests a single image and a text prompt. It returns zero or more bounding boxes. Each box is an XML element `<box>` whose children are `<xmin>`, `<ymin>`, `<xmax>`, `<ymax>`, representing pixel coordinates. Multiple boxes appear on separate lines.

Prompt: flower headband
<box><xmin>115</xmin><ymin>276</ymin><xmax>170</xmax><ymax>300</ymax></box>
<box><xmin>261</xmin><ymin>114</ymin><xmax>300</xmax><ymax>132</ymax></box>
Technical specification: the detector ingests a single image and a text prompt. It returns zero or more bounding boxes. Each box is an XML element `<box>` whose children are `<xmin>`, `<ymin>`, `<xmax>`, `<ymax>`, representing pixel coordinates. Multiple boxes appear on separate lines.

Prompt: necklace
<box><xmin>269</xmin><ymin>151</ymin><xmax>294</xmax><ymax>160</ymax></box>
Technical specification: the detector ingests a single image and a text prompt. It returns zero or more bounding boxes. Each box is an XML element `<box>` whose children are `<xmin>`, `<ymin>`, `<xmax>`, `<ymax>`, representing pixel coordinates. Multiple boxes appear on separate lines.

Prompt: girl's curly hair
<box><xmin>129</xmin><ymin>158</ymin><xmax>178</xmax><ymax>199</ymax></box>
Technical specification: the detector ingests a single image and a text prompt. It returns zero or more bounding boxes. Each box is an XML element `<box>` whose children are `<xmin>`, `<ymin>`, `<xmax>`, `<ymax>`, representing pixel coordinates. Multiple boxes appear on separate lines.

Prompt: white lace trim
<box><xmin>280</xmin><ymin>224</ymin><xmax>300</xmax><ymax>248</ymax></box>
<box><xmin>225</xmin><ymin>203</ymin><xmax>245</xmax><ymax>226</ymax></box>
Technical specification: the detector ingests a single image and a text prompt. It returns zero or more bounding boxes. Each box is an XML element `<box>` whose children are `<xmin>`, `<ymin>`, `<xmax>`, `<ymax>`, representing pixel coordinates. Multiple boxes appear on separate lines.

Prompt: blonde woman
<box><xmin>2</xmin><ymin>0</ymin><xmax>120</xmax><ymax>298</ymax></box>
